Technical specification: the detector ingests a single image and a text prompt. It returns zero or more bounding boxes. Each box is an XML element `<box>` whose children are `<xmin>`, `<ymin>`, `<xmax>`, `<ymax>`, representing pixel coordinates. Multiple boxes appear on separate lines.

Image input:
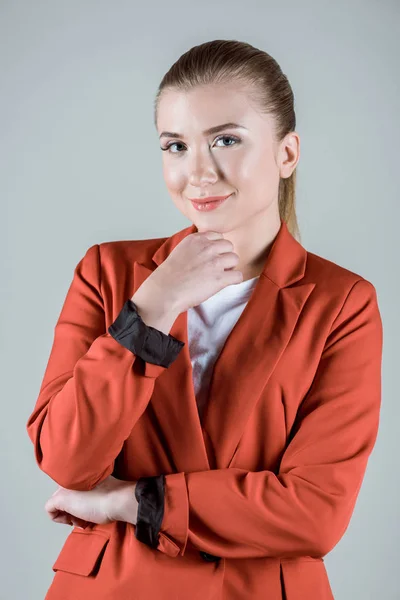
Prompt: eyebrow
<box><xmin>159</xmin><ymin>122</ymin><xmax>247</xmax><ymax>140</ymax></box>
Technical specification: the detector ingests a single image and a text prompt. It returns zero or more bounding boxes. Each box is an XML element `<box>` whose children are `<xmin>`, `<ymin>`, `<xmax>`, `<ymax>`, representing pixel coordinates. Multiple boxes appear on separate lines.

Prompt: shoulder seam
<box><xmin>328</xmin><ymin>277</ymin><xmax>365</xmax><ymax>337</ymax></box>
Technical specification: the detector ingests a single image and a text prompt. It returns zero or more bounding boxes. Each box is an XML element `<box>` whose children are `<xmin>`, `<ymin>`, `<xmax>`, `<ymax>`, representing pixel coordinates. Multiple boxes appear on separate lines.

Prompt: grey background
<box><xmin>1</xmin><ymin>1</ymin><xmax>399</xmax><ymax>598</ymax></box>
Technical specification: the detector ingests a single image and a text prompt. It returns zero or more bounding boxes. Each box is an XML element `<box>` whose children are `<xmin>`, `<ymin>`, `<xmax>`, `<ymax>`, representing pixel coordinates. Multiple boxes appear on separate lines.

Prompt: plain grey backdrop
<box><xmin>1</xmin><ymin>1</ymin><xmax>399</xmax><ymax>598</ymax></box>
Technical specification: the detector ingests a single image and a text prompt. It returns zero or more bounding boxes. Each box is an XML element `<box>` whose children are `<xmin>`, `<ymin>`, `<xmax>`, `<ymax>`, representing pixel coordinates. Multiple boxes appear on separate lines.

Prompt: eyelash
<box><xmin>160</xmin><ymin>134</ymin><xmax>241</xmax><ymax>154</ymax></box>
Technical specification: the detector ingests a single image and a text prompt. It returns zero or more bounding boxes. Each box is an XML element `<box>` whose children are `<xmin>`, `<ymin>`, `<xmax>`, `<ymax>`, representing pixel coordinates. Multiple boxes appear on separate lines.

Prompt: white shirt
<box><xmin>187</xmin><ymin>276</ymin><xmax>260</xmax><ymax>424</ymax></box>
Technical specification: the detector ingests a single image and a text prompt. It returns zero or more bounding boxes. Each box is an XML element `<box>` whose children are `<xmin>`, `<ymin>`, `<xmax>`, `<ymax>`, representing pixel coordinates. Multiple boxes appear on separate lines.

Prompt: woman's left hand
<box><xmin>44</xmin><ymin>475</ymin><xmax>136</xmax><ymax>529</ymax></box>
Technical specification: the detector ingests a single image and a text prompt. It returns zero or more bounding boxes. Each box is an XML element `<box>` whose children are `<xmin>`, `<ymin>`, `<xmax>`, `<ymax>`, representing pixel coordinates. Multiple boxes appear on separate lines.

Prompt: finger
<box><xmin>70</xmin><ymin>517</ymin><xmax>88</xmax><ymax>529</ymax></box>
<box><xmin>46</xmin><ymin>508</ymin><xmax>72</xmax><ymax>525</ymax></box>
<box><xmin>51</xmin><ymin>513</ymin><xmax>72</xmax><ymax>525</ymax></box>
<box><xmin>69</xmin><ymin>514</ymin><xmax>90</xmax><ymax>528</ymax></box>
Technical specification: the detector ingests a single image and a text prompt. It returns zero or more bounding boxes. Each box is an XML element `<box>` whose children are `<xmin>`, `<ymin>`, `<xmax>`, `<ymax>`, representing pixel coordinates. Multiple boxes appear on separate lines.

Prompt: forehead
<box><xmin>157</xmin><ymin>82</ymin><xmax>268</xmax><ymax>133</ymax></box>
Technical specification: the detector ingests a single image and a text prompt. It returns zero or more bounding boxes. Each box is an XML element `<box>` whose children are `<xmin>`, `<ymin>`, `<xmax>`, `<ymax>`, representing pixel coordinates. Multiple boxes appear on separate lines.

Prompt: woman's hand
<box><xmin>44</xmin><ymin>475</ymin><xmax>138</xmax><ymax>529</ymax></box>
<box><xmin>135</xmin><ymin>230</ymin><xmax>243</xmax><ymax>315</ymax></box>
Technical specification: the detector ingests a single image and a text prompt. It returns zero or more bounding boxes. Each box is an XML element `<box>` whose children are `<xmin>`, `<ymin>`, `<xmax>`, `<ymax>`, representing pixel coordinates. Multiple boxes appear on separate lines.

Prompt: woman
<box><xmin>27</xmin><ymin>39</ymin><xmax>383</xmax><ymax>599</ymax></box>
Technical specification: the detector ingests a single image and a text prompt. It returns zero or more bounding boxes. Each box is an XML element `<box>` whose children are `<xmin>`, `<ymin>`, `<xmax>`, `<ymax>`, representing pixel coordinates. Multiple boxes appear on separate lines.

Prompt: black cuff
<box><xmin>108</xmin><ymin>299</ymin><xmax>184</xmax><ymax>367</ymax></box>
<box><xmin>134</xmin><ymin>474</ymin><xmax>165</xmax><ymax>549</ymax></box>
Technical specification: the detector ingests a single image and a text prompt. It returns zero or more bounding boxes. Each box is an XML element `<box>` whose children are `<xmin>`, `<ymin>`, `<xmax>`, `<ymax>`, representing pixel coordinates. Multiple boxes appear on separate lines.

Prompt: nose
<box><xmin>187</xmin><ymin>148</ymin><xmax>219</xmax><ymax>188</ymax></box>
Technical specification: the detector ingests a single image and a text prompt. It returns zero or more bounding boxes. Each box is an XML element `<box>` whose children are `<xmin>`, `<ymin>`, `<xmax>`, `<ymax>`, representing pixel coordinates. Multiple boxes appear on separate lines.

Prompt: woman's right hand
<box><xmin>134</xmin><ymin>231</ymin><xmax>243</xmax><ymax>317</ymax></box>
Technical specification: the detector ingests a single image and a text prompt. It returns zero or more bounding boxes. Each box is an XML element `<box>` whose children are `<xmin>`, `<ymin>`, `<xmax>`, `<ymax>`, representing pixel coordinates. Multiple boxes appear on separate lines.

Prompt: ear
<box><xmin>279</xmin><ymin>131</ymin><xmax>300</xmax><ymax>178</ymax></box>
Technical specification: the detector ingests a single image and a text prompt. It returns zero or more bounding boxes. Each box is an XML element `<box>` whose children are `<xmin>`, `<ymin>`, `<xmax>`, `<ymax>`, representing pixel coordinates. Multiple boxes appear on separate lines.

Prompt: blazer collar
<box><xmin>132</xmin><ymin>218</ymin><xmax>315</xmax><ymax>471</ymax></box>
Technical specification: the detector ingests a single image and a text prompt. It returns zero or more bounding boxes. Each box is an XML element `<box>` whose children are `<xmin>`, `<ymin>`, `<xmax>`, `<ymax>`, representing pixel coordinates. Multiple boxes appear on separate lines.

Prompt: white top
<box><xmin>187</xmin><ymin>275</ymin><xmax>260</xmax><ymax>424</ymax></box>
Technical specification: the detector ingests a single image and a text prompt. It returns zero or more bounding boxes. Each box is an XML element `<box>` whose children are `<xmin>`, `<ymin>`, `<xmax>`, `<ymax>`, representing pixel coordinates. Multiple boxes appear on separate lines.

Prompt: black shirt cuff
<box><xmin>108</xmin><ymin>299</ymin><xmax>184</xmax><ymax>367</ymax></box>
<box><xmin>134</xmin><ymin>474</ymin><xmax>165</xmax><ymax>549</ymax></box>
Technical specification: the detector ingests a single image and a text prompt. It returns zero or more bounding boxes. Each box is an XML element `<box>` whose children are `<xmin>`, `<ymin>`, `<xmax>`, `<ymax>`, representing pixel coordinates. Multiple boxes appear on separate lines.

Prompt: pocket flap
<box><xmin>280</xmin><ymin>558</ymin><xmax>334</xmax><ymax>600</ymax></box>
<box><xmin>52</xmin><ymin>529</ymin><xmax>110</xmax><ymax>577</ymax></box>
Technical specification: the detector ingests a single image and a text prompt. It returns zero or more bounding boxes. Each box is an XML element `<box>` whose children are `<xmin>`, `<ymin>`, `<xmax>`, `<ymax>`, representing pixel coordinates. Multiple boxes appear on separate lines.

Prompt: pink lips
<box><xmin>190</xmin><ymin>193</ymin><xmax>232</xmax><ymax>212</ymax></box>
<box><xmin>190</xmin><ymin>194</ymin><xmax>232</xmax><ymax>203</ymax></box>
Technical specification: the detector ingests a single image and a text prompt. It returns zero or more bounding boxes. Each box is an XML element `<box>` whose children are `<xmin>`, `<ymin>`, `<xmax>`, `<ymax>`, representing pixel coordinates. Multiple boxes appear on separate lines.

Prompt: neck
<box><xmin>227</xmin><ymin>204</ymin><xmax>281</xmax><ymax>281</ymax></box>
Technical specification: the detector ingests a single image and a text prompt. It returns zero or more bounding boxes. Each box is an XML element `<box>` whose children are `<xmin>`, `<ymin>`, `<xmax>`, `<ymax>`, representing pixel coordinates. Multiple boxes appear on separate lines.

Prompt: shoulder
<box><xmin>73</xmin><ymin>237</ymin><xmax>168</xmax><ymax>294</ymax></box>
<box><xmin>98</xmin><ymin>236</ymin><xmax>167</xmax><ymax>267</ymax></box>
<box><xmin>305</xmin><ymin>249</ymin><xmax>367</xmax><ymax>284</ymax></box>
<box><xmin>79</xmin><ymin>236</ymin><xmax>168</xmax><ymax>271</ymax></box>
<box><xmin>304</xmin><ymin>249</ymin><xmax>379</xmax><ymax>310</ymax></box>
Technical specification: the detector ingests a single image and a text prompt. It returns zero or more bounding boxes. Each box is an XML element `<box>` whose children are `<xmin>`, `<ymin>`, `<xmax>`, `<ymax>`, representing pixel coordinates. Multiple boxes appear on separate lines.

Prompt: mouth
<box><xmin>190</xmin><ymin>193</ymin><xmax>233</xmax><ymax>212</ymax></box>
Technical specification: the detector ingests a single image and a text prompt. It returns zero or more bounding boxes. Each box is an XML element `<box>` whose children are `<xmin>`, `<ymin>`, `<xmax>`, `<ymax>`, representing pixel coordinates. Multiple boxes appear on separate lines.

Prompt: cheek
<box><xmin>162</xmin><ymin>161</ymin><xmax>185</xmax><ymax>192</ymax></box>
<box><xmin>234</xmin><ymin>149</ymin><xmax>278</xmax><ymax>186</ymax></box>
<box><xmin>232</xmin><ymin>150</ymin><xmax>281</xmax><ymax>214</ymax></box>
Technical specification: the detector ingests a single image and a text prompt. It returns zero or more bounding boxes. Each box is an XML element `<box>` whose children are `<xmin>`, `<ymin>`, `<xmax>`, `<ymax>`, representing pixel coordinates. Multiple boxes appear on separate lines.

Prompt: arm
<box><xmin>132</xmin><ymin>279</ymin><xmax>383</xmax><ymax>559</ymax></box>
<box><xmin>26</xmin><ymin>244</ymin><xmax>184</xmax><ymax>491</ymax></box>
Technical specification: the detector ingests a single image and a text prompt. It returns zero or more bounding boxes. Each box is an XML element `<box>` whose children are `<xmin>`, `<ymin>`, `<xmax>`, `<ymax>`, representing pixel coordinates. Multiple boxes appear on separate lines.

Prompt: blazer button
<box><xmin>199</xmin><ymin>551</ymin><xmax>221</xmax><ymax>562</ymax></box>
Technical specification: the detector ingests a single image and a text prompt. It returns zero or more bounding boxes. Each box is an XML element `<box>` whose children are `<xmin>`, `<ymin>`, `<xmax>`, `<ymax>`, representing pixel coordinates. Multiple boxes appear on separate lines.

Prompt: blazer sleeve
<box><xmin>26</xmin><ymin>244</ymin><xmax>184</xmax><ymax>491</ymax></box>
<box><xmin>142</xmin><ymin>278</ymin><xmax>383</xmax><ymax>559</ymax></box>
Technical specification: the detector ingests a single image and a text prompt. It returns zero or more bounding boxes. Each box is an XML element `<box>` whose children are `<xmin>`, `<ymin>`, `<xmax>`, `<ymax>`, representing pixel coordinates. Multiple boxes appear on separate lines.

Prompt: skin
<box><xmin>44</xmin><ymin>80</ymin><xmax>300</xmax><ymax>528</ymax></box>
<box><xmin>44</xmin><ymin>476</ymin><xmax>138</xmax><ymax>528</ymax></box>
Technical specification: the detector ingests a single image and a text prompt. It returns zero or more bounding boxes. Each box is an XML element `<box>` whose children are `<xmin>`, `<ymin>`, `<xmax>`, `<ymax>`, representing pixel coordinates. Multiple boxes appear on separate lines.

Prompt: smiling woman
<box><xmin>27</xmin><ymin>39</ymin><xmax>382</xmax><ymax>600</ymax></box>
<box><xmin>158</xmin><ymin>89</ymin><xmax>297</xmax><ymax>215</ymax></box>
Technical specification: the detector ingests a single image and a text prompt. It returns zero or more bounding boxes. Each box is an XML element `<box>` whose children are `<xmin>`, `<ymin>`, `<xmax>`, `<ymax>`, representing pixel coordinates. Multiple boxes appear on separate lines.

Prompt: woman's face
<box><xmin>156</xmin><ymin>82</ymin><xmax>299</xmax><ymax>234</ymax></box>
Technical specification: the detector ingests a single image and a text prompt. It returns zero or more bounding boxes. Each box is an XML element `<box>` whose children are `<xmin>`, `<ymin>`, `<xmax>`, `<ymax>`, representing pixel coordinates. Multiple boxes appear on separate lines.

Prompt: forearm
<box><xmin>107</xmin><ymin>286</ymin><xmax>179</xmax><ymax>525</ymax></box>
<box><xmin>27</xmin><ymin>245</ymin><xmax>185</xmax><ymax>491</ymax></box>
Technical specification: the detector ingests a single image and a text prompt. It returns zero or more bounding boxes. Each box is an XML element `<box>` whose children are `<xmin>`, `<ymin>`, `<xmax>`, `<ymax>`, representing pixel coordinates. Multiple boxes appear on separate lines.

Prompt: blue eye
<box><xmin>214</xmin><ymin>135</ymin><xmax>239</xmax><ymax>147</ymax></box>
<box><xmin>160</xmin><ymin>134</ymin><xmax>240</xmax><ymax>154</ymax></box>
<box><xmin>161</xmin><ymin>141</ymin><xmax>185</xmax><ymax>153</ymax></box>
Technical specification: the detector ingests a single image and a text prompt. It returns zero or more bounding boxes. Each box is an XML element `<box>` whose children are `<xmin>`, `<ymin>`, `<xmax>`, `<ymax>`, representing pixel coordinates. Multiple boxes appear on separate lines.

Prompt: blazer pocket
<box><xmin>280</xmin><ymin>558</ymin><xmax>334</xmax><ymax>600</ymax></box>
<box><xmin>52</xmin><ymin>529</ymin><xmax>110</xmax><ymax>577</ymax></box>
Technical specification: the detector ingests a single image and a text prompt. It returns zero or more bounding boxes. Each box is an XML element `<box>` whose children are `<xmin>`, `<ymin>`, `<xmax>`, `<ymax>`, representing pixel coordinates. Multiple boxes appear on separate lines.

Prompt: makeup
<box><xmin>190</xmin><ymin>194</ymin><xmax>232</xmax><ymax>211</ymax></box>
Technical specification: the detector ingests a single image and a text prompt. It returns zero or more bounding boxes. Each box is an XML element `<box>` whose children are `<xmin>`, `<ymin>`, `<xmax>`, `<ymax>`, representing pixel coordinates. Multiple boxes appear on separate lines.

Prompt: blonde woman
<box><xmin>27</xmin><ymin>39</ymin><xmax>383</xmax><ymax>599</ymax></box>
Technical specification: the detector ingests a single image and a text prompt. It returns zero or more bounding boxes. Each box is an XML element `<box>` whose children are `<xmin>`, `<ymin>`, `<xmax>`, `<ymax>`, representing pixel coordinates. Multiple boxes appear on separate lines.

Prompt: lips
<box><xmin>190</xmin><ymin>193</ymin><xmax>232</xmax><ymax>212</ymax></box>
<box><xmin>189</xmin><ymin>194</ymin><xmax>232</xmax><ymax>204</ymax></box>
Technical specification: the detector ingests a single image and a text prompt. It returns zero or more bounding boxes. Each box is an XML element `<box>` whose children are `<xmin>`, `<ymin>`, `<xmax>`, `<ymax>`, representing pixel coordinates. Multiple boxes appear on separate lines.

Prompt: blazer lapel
<box><xmin>132</xmin><ymin>219</ymin><xmax>315</xmax><ymax>472</ymax></box>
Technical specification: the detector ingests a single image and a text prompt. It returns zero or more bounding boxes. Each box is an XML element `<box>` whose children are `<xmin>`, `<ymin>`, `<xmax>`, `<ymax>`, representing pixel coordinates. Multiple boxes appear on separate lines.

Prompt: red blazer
<box><xmin>26</xmin><ymin>219</ymin><xmax>383</xmax><ymax>600</ymax></box>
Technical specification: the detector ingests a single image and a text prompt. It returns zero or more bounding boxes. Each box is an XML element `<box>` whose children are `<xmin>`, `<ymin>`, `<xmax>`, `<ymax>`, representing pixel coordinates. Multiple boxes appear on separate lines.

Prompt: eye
<box><xmin>160</xmin><ymin>134</ymin><xmax>240</xmax><ymax>154</ymax></box>
<box><xmin>214</xmin><ymin>134</ymin><xmax>240</xmax><ymax>147</ymax></box>
<box><xmin>160</xmin><ymin>141</ymin><xmax>185</xmax><ymax>154</ymax></box>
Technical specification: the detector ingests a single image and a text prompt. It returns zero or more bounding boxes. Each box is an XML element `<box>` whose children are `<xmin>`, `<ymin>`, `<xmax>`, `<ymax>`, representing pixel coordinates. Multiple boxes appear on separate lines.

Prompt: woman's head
<box><xmin>154</xmin><ymin>40</ymin><xmax>300</xmax><ymax>241</ymax></box>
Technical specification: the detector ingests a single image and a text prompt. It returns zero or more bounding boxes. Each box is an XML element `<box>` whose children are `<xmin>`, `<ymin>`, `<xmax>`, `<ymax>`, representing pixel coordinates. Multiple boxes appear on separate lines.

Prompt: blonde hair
<box><xmin>154</xmin><ymin>39</ymin><xmax>301</xmax><ymax>242</ymax></box>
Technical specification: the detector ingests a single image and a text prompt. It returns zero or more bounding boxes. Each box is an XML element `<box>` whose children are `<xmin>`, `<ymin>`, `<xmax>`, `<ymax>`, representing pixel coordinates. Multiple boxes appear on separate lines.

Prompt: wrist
<box><xmin>131</xmin><ymin>288</ymin><xmax>180</xmax><ymax>335</ymax></box>
<box><xmin>111</xmin><ymin>481</ymin><xmax>138</xmax><ymax>525</ymax></box>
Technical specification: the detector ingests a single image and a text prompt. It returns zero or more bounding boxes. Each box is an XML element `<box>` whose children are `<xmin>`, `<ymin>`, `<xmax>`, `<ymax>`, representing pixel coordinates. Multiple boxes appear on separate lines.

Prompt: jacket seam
<box><xmin>326</xmin><ymin>277</ymin><xmax>365</xmax><ymax>339</ymax></box>
<box><xmin>96</xmin><ymin>243</ymin><xmax>103</xmax><ymax>302</ymax></box>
